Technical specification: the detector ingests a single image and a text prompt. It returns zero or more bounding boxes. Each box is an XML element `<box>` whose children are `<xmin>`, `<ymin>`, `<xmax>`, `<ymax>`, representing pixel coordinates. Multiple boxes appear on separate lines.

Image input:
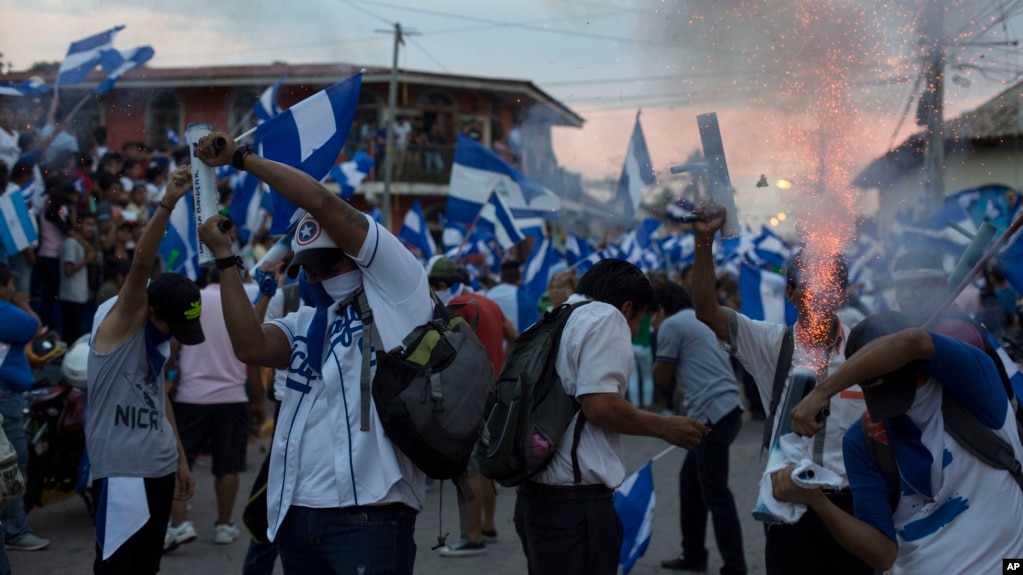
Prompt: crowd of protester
<box><xmin>0</xmin><ymin>91</ymin><xmax>1021</xmax><ymax>575</ymax></box>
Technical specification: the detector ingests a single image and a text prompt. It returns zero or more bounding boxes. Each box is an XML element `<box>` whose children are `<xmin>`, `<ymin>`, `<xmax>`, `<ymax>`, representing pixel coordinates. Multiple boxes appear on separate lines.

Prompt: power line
<box><xmin>407</xmin><ymin>36</ymin><xmax>449</xmax><ymax>73</ymax></box>
<box><xmin>346</xmin><ymin>0</ymin><xmax>671</xmax><ymax>47</ymax></box>
<box><xmin>343</xmin><ymin>0</ymin><xmax>395</xmax><ymax>27</ymax></box>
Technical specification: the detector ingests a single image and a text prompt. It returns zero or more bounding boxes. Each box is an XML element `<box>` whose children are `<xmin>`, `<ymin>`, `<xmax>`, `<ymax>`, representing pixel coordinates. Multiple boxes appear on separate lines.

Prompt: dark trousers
<box><xmin>93</xmin><ymin>473</ymin><xmax>175</xmax><ymax>575</ymax></box>
<box><xmin>36</xmin><ymin>256</ymin><xmax>61</xmax><ymax>332</ymax></box>
<box><xmin>679</xmin><ymin>407</ymin><xmax>747</xmax><ymax>575</ymax></box>
<box><xmin>514</xmin><ymin>482</ymin><xmax>622</xmax><ymax>575</ymax></box>
<box><xmin>275</xmin><ymin>504</ymin><xmax>417</xmax><ymax>575</ymax></box>
<box><xmin>60</xmin><ymin>300</ymin><xmax>86</xmax><ymax>344</ymax></box>
<box><xmin>764</xmin><ymin>490</ymin><xmax>873</xmax><ymax>575</ymax></box>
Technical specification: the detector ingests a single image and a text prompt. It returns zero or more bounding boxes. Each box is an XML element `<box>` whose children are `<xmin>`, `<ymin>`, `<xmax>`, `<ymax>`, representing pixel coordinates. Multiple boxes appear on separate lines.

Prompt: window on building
<box><xmin>147</xmin><ymin>91</ymin><xmax>182</xmax><ymax>150</ymax></box>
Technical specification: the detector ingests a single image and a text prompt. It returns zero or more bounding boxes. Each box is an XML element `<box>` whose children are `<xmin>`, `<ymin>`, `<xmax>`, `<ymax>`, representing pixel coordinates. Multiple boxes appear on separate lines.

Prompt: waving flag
<box><xmin>478</xmin><ymin>191</ymin><xmax>526</xmax><ymax>250</ymax></box>
<box><xmin>521</xmin><ymin>235</ymin><xmax>560</xmax><ymax>327</ymax></box>
<box><xmin>398</xmin><ymin>199</ymin><xmax>436</xmax><ymax>258</ymax></box>
<box><xmin>740</xmin><ymin>261</ymin><xmax>797</xmax><ymax>325</ymax></box>
<box><xmin>619</xmin><ymin>217</ymin><xmax>661</xmax><ymax>270</ymax></box>
<box><xmin>447</xmin><ymin>134</ymin><xmax>559</xmax><ymax>223</ymax></box>
<box><xmin>616</xmin><ymin>112</ymin><xmax>655</xmax><ymax>223</ymax></box>
<box><xmin>564</xmin><ymin>231</ymin><xmax>592</xmax><ymax>266</ymax></box>
<box><xmin>329</xmin><ymin>150</ymin><xmax>375</xmax><ymax>200</ymax></box>
<box><xmin>442</xmin><ymin>217</ymin><xmax>469</xmax><ymax>252</ymax></box>
<box><xmin>57</xmin><ymin>26</ymin><xmax>125</xmax><ymax>87</ymax></box>
<box><xmin>254</xmin><ymin>76</ymin><xmax>285</xmax><ymax>123</ymax></box>
<box><xmin>614</xmin><ymin>461</ymin><xmax>656</xmax><ymax>575</ymax></box>
<box><xmin>229</xmin><ymin>173</ymin><xmax>272</xmax><ymax>245</ymax></box>
<box><xmin>0</xmin><ymin>79</ymin><xmax>51</xmax><ymax>97</ymax></box>
<box><xmin>256</xmin><ymin>72</ymin><xmax>362</xmax><ymax>234</ymax></box>
<box><xmin>0</xmin><ymin>189</ymin><xmax>38</xmax><ymax>255</ymax></box>
<box><xmin>94</xmin><ymin>45</ymin><xmax>154</xmax><ymax>94</ymax></box>
<box><xmin>660</xmin><ymin>232</ymin><xmax>696</xmax><ymax>267</ymax></box>
<box><xmin>753</xmin><ymin>227</ymin><xmax>792</xmax><ymax>271</ymax></box>
<box><xmin>158</xmin><ymin>193</ymin><xmax>201</xmax><ymax>280</ymax></box>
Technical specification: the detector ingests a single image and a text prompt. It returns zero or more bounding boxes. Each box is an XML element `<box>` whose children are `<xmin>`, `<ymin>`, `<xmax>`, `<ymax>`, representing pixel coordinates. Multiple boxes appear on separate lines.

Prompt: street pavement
<box><xmin>12</xmin><ymin>414</ymin><xmax>771</xmax><ymax>575</ymax></box>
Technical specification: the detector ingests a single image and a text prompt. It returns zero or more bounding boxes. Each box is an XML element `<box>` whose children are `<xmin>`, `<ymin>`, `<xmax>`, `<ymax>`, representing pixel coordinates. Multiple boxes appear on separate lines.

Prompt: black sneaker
<box><xmin>661</xmin><ymin>555</ymin><xmax>707</xmax><ymax>572</ymax></box>
<box><xmin>439</xmin><ymin>538</ymin><xmax>486</xmax><ymax>557</ymax></box>
<box><xmin>482</xmin><ymin>529</ymin><xmax>498</xmax><ymax>543</ymax></box>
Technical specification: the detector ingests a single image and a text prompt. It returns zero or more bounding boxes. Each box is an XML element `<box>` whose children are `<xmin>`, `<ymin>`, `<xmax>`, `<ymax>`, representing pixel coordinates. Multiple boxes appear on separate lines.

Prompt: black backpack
<box><xmin>348</xmin><ymin>288</ymin><xmax>495</xmax><ymax>480</ymax></box>
<box><xmin>862</xmin><ymin>388</ymin><xmax>1023</xmax><ymax>511</ymax></box>
<box><xmin>476</xmin><ymin>301</ymin><xmax>591</xmax><ymax>487</ymax></box>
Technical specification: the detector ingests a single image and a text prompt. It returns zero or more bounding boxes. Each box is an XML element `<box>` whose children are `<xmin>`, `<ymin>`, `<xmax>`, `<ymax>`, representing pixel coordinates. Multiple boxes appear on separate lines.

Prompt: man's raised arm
<box><xmin>691</xmin><ymin>206</ymin><xmax>732</xmax><ymax>344</ymax></box>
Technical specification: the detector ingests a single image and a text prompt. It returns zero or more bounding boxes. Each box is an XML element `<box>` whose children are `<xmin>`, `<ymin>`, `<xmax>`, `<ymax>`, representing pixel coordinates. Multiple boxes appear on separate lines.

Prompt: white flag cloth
<box><xmin>95</xmin><ymin>477</ymin><xmax>149</xmax><ymax>560</ymax></box>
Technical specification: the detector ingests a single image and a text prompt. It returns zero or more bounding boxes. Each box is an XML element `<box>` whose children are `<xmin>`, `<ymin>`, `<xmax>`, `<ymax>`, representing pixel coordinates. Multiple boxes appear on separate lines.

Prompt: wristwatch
<box><xmin>232</xmin><ymin>144</ymin><xmax>254</xmax><ymax>171</ymax></box>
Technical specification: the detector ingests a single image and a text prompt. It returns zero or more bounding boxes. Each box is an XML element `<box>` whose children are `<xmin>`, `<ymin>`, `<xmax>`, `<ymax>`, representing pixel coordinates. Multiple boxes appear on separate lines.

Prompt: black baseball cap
<box><xmin>147</xmin><ymin>273</ymin><xmax>205</xmax><ymax>345</ymax></box>
<box><xmin>845</xmin><ymin>311</ymin><xmax>920</xmax><ymax>421</ymax></box>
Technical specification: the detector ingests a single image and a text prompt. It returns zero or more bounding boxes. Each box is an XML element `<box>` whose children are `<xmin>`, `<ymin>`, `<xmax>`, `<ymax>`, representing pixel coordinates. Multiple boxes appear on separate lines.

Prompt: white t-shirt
<box><xmin>393</xmin><ymin>121</ymin><xmax>412</xmax><ymax>150</ymax></box>
<box><xmin>533</xmin><ymin>294</ymin><xmax>632</xmax><ymax>488</ymax></box>
<box><xmin>264</xmin><ymin>216</ymin><xmax>433</xmax><ymax>541</ymax></box>
<box><xmin>726</xmin><ymin>309</ymin><xmax>864</xmax><ymax>485</ymax></box>
<box><xmin>59</xmin><ymin>238</ymin><xmax>89</xmax><ymax>304</ymax></box>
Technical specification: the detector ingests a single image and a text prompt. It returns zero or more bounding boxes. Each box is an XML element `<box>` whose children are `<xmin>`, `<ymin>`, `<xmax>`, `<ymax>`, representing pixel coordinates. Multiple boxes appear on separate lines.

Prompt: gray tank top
<box><xmin>86</xmin><ymin>326</ymin><xmax>178</xmax><ymax>479</ymax></box>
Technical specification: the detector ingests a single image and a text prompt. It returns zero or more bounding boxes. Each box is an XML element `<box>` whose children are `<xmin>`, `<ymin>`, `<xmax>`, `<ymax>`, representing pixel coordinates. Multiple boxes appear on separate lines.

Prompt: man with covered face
<box><xmin>783</xmin><ymin>311</ymin><xmax>1023</xmax><ymax>573</ymax></box>
<box><xmin>194</xmin><ymin>131</ymin><xmax>434</xmax><ymax>574</ymax></box>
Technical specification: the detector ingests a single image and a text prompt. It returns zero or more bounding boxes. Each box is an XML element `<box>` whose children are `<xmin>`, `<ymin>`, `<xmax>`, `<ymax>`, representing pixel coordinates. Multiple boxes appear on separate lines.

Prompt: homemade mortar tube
<box><xmin>947</xmin><ymin>221</ymin><xmax>996</xmax><ymax>291</ymax></box>
<box><xmin>186</xmin><ymin>124</ymin><xmax>220</xmax><ymax>265</ymax></box>
<box><xmin>696</xmin><ymin>113</ymin><xmax>740</xmax><ymax>239</ymax></box>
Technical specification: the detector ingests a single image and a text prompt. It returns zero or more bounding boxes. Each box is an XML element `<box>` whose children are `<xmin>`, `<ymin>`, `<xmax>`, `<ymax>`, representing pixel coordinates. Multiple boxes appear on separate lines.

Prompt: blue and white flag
<box><xmin>523</xmin><ymin>235</ymin><xmax>564</xmax><ymax>327</ymax></box>
<box><xmin>329</xmin><ymin>150</ymin><xmax>374</xmax><ymax>200</ymax></box>
<box><xmin>753</xmin><ymin>227</ymin><xmax>792</xmax><ymax>271</ymax></box>
<box><xmin>660</xmin><ymin>232</ymin><xmax>696</xmax><ymax>267</ymax></box>
<box><xmin>158</xmin><ymin>193</ymin><xmax>201</xmax><ymax>280</ymax></box>
<box><xmin>616</xmin><ymin>112</ymin><xmax>655</xmax><ymax>223</ymax></box>
<box><xmin>447</xmin><ymin>134</ymin><xmax>559</xmax><ymax>223</ymax></box>
<box><xmin>398</xmin><ymin>199</ymin><xmax>436</xmax><ymax>258</ymax></box>
<box><xmin>564</xmin><ymin>230</ymin><xmax>592</xmax><ymax>266</ymax></box>
<box><xmin>229</xmin><ymin>173</ymin><xmax>272</xmax><ymax>245</ymax></box>
<box><xmin>94</xmin><ymin>45</ymin><xmax>154</xmax><ymax>94</ymax></box>
<box><xmin>166</xmin><ymin>128</ymin><xmax>180</xmax><ymax>147</ymax></box>
<box><xmin>614</xmin><ymin>461</ymin><xmax>656</xmax><ymax>575</ymax></box>
<box><xmin>57</xmin><ymin>26</ymin><xmax>125</xmax><ymax>87</ymax></box>
<box><xmin>254</xmin><ymin>76</ymin><xmax>285</xmax><ymax>123</ymax></box>
<box><xmin>0</xmin><ymin>79</ymin><xmax>51</xmax><ymax>97</ymax></box>
<box><xmin>0</xmin><ymin>189</ymin><xmax>39</xmax><ymax>255</ymax></box>
<box><xmin>575</xmin><ymin>245</ymin><xmax>621</xmax><ymax>276</ymax></box>
<box><xmin>478</xmin><ymin>191</ymin><xmax>526</xmax><ymax>250</ymax></box>
<box><xmin>95</xmin><ymin>476</ymin><xmax>148</xmax><ymax>560</ymax></box>
<box><xmin>620</xmin><ymin>218</ymin><xmax>662</xmax><ymax>271</ymax></box>
<box><xmin>257</xmin><ymin>73</ymin><xmax>362</xmax><ymax>234</ymax></box>
<box><xmin>442</xmin><ymin>217</ymin><xmax>469</xmax><ymax>252</ymax></box>
<box><xmin>740</xmin><ymin>261</ymin><xmax>797</xmax><ymax>325</ymax></box>
<box><xmin>1000</xmin><ymin>227</ymin><xmax>1023</xmax><ymax>297</ymax></box>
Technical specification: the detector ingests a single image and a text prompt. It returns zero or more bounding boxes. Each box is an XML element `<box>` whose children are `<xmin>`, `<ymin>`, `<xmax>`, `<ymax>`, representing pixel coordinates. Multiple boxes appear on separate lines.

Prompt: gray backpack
<box><xmin>346</xmin><ymin>288</ymin><xmax>495</xmax><ymax>480</ymax></box>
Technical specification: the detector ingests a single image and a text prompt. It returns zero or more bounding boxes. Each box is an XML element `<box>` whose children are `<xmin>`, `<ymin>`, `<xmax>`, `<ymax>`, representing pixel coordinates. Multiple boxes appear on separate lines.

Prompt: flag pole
<box><xmin>651</xmin><ymin>445</ymin><xmax>677</xmax><ymax>462</ymax></box>
<box><xmin>62</xmin><ymin>93</ymin><xmax>94</xmax><ymax>125</ymax></box>
<box><xmin>234</xmin><ymin>126</ymin><xmax>258</xmax><ymax>143</ymax></box>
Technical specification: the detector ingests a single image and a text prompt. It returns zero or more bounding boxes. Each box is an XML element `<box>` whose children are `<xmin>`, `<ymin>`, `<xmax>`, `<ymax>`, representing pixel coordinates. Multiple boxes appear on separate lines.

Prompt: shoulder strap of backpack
<box><xmin>762</xmin><ymin>326</ymin><xmax>795</xmax><ymax>453</ymax></box>
<box><xmin>282</xmin><ymin>283</ymin><xmax>300</xmax><ymax>315</ymax></box>
<box><xmin>861</xmin><ymin>413</ymin><xmax>901</xmax><ymax>512</ymax></box>
<box><xmin>941</xmin><ymin>388</ymin><xmax>1023</xmax><ymax>494</ymax></box>
<box><xmin>553</xmin><ymin>300</ymin><xmax>592</xmax><ymax>485</ymax></box>
<box><xmin>340</xmin><ymin>288</ymin><xmax>376</xmax><ymax>433</ymax></box>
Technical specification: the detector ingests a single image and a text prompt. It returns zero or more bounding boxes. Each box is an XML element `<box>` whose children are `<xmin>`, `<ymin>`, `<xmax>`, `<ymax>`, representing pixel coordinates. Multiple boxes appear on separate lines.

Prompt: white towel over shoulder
<box><xmin>756</xmin><ymin>433</ymin><xmax>843</xmax><ymax>524</ymax></box>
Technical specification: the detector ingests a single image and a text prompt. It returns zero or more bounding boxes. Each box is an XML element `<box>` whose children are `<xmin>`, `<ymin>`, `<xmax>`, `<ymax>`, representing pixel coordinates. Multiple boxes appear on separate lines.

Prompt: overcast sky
<box><xmin>4</xmin><ymin>0</ymin><xmax>1022</xmax><ymax>218</ymax></box>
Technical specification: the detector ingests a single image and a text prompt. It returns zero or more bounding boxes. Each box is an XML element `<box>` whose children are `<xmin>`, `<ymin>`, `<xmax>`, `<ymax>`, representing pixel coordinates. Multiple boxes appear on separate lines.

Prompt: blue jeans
<box><xmin>679</xmin><ymin>407</ymin><xmax>746</xmax><ymax>575</ymax></box>
<box><xmin>275</xmin><ymin>504</ymin><xmax>417</xmax><ymax>575</ymax></box>
<box><xmin>242</xmin><ymin>539</ymin><xmax>278</xmax><ymax>575</ymax></box>
<box><xmin>0</xmin><ymin>389</ymin><xmax>30</xmax><ymax>542</ymax></box>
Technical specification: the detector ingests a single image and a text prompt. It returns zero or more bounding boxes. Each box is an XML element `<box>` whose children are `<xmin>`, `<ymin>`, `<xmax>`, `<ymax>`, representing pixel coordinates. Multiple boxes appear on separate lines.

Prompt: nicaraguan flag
<box><xmin>614</xmin><ymin>461</ymin><xmax>656</xmax><ymax>575</ymax></box>
<box><xmin>328</xmin><ymin>150</ymin><xmax>374</xmax><ymax>200</ymax></box>
<box><xmin>441</xmin><ymin>217</ymin><xmax>468</xmax><ymax>252</ymax></box>
<box><xmin>94</xmin><ymin>45</ymin><xmax>154</xmax><ymax>94</ymax></box>
<box><xmin>0</xmin><ymin>189</ymin><xmax>39</xmax><ymax>254</ymax></box>
<box><xmin>166</xmin><ymin>128</ymin><xmax>180</xmax><ymax>147</ymax></box>
<box><xmin>0</xmin><ymin>79</ymin><xmax>51</xmax><ymax>97</ymax></box>
<box><xmin>478</xmin><ymin>191</ymin><xmax>526</xmax><ymax>250</ymax></box>
<box><xmin>257</xmin><ymin>72</ymin><xmax>362</xmax><ymax>234</ymax></box>
<box><xmin>57</xmin><ymin>26</ymin><xmax>125</xmax><ymax>87</ymax></box>
<box><xmin>660</xmin><ymin>232</ymin><xmax>696</xmax><ymax>266</ymax></box>
<box><xmin>740</xmin><ymin>261</ymin><xmax>796</xmax><ymax>325</ymax></box>
<box><xmin>229</xmin><ymin>175</ymin><xmax>272</xmax><ymax>245</ymax></box>
<box><xmin>564</xmin><ymin>230</ymin><xmax>592</xmax><ymax>266</ymax></box>
<box><xmin>574</xmin><ymin>245</ymin><xmax>621</xmax><ymax>276</ymax></box>
<box><xmin>616</xmin><ymin>112</ymin><xmax>655</xmax><ymax>222</ymax></box>
<box><xmin>95</xmin><ymin>476</ymin><xmax>149</xmax><ymax>560</ymax></box>
<box><xmin>254</xmin><ymin>76</ymin><xmax>285</xmax><ymax>123</ymax></box>
<box><xmin>447</xmin><ymin>134</ymin><xmax>559</xmax><ymax>224</ymax></box>
<box><xmin>158</xmin><ymin>193</ymin><xmax>201</xmax><ymax>280</ymax></box>
<box><xmin>521</xmin><ymin>235</ymin><xmax>560</xmax><ymax>327</ymax></box>
<box><xmin>753</xmin><ymin>227</ymin><xmax>792</xmax><ymax>271</ymax></box>
<box><xmin>398</xmin><ymin>199</ymin><xmax>436</xmax><ymax>258</ymax></box>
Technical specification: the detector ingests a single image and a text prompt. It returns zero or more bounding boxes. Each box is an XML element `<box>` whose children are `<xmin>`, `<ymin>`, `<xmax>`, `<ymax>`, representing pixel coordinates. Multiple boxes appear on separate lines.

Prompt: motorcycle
<box><xmin>22</xmin><ymin>334</ymin><xmax>93</xmax><ymax>517</ymax></box>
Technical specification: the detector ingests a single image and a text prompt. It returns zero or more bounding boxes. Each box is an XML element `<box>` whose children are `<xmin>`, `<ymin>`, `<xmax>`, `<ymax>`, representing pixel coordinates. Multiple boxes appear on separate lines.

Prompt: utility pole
<box><xmin>375</xmin><ymin>22</ymin><xmax>418</xmax><ymax>231</ymax></box>
<box><xmin>919</xmin><ymin>2</ymin><xmax>945</xmax><ymax>216</ymax></box>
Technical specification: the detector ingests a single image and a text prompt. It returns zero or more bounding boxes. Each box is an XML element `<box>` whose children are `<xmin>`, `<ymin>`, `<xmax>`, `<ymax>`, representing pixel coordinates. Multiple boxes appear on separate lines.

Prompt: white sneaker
<box><xmin>438</xmin><ymin>538</ymin><xmax>486</xmax><ymax>557</ymax></box>
<box><xmin>164</xmin><ymin>520</ymin><xmax>197</xmax><ymax>552</ymax></box>
<box><xmin>214</xmin><ymin>523</ymin><xmax>240</xmax><ymax>544</ymax></box>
